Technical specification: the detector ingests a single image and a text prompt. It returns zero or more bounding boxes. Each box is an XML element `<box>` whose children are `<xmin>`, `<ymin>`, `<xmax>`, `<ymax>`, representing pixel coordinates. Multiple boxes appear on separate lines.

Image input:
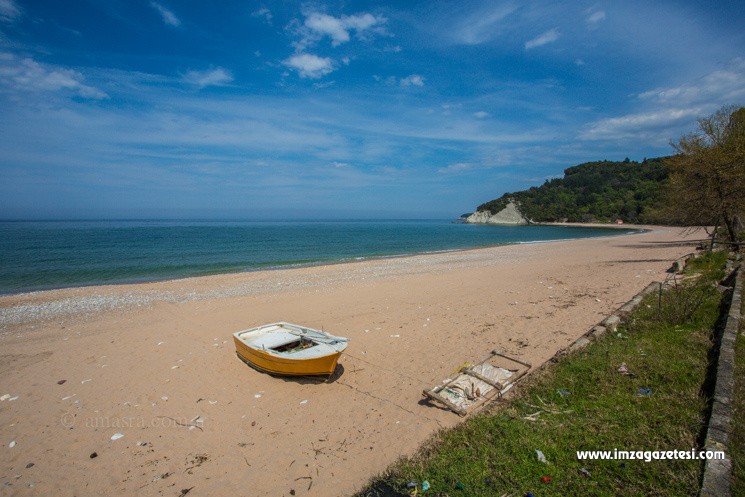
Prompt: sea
<box><xmin>0</xmin><ymin>220</ymin><xmax>638</xmax><ymax>295</ymax></box>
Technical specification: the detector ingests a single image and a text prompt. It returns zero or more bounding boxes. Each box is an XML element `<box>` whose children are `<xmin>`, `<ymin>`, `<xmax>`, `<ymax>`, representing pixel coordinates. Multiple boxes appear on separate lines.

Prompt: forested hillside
<box><xmin>476</xmin><ymin>158</ymin><xmax>669</xmax><ymax>223</ymax></box>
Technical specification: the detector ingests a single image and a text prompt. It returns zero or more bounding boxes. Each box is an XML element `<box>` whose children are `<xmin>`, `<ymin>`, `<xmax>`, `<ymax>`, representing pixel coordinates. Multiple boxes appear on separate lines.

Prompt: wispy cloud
<box><xmin>400</xmin><ymin>74</ymin><xmax>424</xmax><ymax>87</ymax></box>
<box><xmin>638</xmin><ymin>57</ymin><xmax>745</xmax><ymax>106</ymax></box>
<box><xmin>586</xmin><ymin>10</ymin><xmax>606</xmax><ymax>24</ymax></box>
<box><xmin>525</xmin><ymin>28</ymin><xmax>560</xmax><ymax>50</ymax></box>
<box><xmin>283</xmin><ymin>53</ymin><xmax>335</xmax><ymax>79</ymax></box>
<box><xmin>447</xmin><ymin>3</ymin><xmax>517</xmax><ymax>45</ymax></box>
<box><xmin>150</xmin><ymin>2</ymin><xmax>181</xmax><ymax>27</ymax></box>
<box><xmin>0</xmin><ymin>0</ymin><xmax>20</xmax><ymax>22</ymax></box>
<box><xmin>583</xmin><ymin>57</ymin><xmax>745</xmax><ymax>142</ymax></box>
<box><xmin>473</xmin><ymin>111</ymin><xmax>489</xmax><ymax>119</ymax></box>
<box><xmin>438</xmin><ymin>162</ymin><xmax>475</xmax><ymax>174</ymax></box>
<box><xmin>581</xmin><ymin>108</ymin><xmax>704</xmax><ymax>141</ymax></box>
<box><xmin>0</xmin><ymin>53</ymin><xmax>108</xmax><ymax>99</ymax></box>
<box><xmin>182</xmin><ymin>67</ymin><xmax>233</xmax><ymax>88</ymax></box>
<box><xmin>252</xmin><ymin>7</ymin><xmax>272</xmax><ymax>25</ymax></box>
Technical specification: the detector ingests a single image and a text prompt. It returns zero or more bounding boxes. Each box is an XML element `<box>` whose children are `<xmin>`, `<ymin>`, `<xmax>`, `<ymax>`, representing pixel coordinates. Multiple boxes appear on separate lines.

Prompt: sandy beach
<box><xmin>0</xmin><ymin>226</ymin><xmax>703</xmax><ymax>496</ymax></box>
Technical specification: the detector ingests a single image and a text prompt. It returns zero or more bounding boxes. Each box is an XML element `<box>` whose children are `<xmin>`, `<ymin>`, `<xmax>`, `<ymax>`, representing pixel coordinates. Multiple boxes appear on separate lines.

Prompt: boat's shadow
<box><xmin>275</xmin><ymin>364</ymin><xmax>345</xmax><ymax>385</ymax></box>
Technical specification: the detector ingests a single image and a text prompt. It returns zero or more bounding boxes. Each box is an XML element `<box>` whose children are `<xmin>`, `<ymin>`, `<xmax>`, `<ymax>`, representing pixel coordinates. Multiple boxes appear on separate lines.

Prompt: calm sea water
<box><xmin>0</xmin><ymin>220</ymin><xmax>636</xmax><ymax>295</ymax></box>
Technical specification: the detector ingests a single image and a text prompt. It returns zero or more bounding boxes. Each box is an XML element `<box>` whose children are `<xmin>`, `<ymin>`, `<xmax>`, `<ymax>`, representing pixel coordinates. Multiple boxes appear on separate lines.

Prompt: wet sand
<box><xmin>0</xmin><ymin>226</ymin><xmax>702</xmax><ymax>496</ymax></box>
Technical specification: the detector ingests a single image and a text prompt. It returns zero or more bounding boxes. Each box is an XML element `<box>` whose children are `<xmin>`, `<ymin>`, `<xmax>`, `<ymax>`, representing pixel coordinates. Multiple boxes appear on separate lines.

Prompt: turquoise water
<box><xmin>0</xmin><ymin>220</ymin><xmax>636</xmax><ymax>295</ymax></box>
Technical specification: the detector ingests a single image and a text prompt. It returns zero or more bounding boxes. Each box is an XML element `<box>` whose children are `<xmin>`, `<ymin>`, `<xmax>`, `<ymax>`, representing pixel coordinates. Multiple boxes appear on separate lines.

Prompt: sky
<box><xmin>1</xmin><ymin>0</ymin><xmax>744</xmax><ymax>220</ymax></box>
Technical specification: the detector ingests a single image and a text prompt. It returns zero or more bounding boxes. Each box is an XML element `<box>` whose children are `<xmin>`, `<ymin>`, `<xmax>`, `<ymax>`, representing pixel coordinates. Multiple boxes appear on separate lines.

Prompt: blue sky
<box><xmin>1</xmin><ymin>0</ymin><xmax>744</xmax><ymax>219</ymax></box>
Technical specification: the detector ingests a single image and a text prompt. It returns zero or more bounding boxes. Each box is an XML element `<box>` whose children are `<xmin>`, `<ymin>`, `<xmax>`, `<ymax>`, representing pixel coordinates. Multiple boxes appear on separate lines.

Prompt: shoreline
<box><xmin>0</xmin><ymin>223</ymin><xmax>644</xmax><ymax>301</ymax></box>
<box><xmin>0</xmin><ymin>225</ymin><xmax>703</xmax><ymax>496</ymax></box>
<box><xmin>0</xmin><ymin>225</ymin><xmax>656</xmax><ymax>328</ymax></box>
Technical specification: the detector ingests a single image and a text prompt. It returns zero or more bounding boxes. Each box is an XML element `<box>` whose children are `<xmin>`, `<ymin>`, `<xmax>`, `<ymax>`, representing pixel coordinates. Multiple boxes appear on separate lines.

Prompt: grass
<box><xmin>357</xmin><ymin>251</ymin><xmax>730</xmax><ymax>497</ymax></box>
<box><xmin>732</xmin><ymin>280</ymin><xmax>745</xmax><ymax>497</ymax></box>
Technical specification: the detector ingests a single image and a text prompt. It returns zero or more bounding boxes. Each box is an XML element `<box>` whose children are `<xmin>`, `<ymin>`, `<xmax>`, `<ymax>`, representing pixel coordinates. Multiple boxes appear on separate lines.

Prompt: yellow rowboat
<box><xmin>233</xmin><ymin>322</ymin><xmax>349</xmax><ymax>376</ymax></box>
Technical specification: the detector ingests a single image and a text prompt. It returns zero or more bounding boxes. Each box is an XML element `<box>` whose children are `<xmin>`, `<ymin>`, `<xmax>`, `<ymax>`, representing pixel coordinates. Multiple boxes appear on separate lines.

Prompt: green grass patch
<box><xmin>357</xmin><ymin>256</ymin><xmax>728</xmax><ymax>497</ymax></box>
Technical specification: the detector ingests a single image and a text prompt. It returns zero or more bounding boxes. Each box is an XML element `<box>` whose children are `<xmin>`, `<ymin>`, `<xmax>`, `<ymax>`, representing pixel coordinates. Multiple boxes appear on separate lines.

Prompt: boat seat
<box><xmin>241</xmin><ymin>330</ymin><xmax>299</xmax><ymax>350</ymax></box>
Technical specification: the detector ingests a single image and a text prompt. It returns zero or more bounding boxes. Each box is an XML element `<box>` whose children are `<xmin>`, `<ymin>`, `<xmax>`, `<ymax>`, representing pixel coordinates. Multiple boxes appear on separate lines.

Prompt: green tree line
<box><xmin>476</xmin><ymin>157</ymin><xmax>670</xmax><ymax>224</ymax></box>
<box><xmin>475</xmin><ymin>105</ymin><xmax>744</xmax><ymax>241</ymax></box>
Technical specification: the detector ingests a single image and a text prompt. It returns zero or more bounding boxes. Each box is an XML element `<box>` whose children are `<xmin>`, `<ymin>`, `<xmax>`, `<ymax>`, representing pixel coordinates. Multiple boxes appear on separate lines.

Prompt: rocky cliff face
<box><xmin>465</xmin><ymin>201</ymin><xmax>529</xmax><ymax>225</ymax></box>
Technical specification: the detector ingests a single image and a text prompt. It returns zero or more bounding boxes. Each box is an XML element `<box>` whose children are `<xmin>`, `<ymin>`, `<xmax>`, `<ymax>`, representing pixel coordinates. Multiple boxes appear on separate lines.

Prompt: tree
<box><xmin>666</xmin><ymin>105</ymin><xmax>745</xmax><ymax>244</ymax></box>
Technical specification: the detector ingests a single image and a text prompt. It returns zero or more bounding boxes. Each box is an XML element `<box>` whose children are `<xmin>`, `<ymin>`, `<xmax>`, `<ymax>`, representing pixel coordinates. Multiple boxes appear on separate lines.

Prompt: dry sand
<box><xmin>0</xmin><ymin>226</ymin><xmax>703</xmax><ymax>496</ymax></box>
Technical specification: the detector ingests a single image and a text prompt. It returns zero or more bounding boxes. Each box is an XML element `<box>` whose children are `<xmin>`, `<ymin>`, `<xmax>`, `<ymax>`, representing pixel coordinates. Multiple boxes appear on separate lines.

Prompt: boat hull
<box><xmin>233</xmin><ymin>322</ymin><xmax>348</xmax><ymax>376</ymax></box>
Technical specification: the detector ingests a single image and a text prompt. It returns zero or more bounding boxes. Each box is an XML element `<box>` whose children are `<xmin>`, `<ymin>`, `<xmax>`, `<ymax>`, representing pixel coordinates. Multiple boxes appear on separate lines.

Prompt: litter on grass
<box><xmin>536</xmin><ymin>449</ymin><xmax>547</xmax><ymax>464</ymax></box>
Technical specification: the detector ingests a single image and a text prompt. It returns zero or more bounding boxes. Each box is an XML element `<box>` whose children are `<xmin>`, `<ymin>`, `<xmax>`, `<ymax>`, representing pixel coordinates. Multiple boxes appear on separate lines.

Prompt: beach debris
<box><xmin>57</xmin><ymin>380</ymin><xmax>66</xmax><ymax>385</ymax></box>
<box><xmin>390</xmin><ymin>334</ymin><xmax>400</xmax><ymax>338</ymax></box>
<box><xmin>161</xmin><ymin>396</ymin><xmax>169</xmax><ymax>401</ymax></box>
<box><xmin>407</xmin><ymin>482</ymin><xmax>418</xmax><ymax>488</ymax></box>
<box><xmin>157</xmin><ymin>341</ymin><xmax>165</xmax><ymax>345</ymax></box>
<box><xmin>9</xmin><ymin>441</ymin><xmax>16</xmax><ymax>448</ymax></box>
<box><xmin>299</xmin><ymin>400</ymin><xmax>308</xmax><ymax>405</ymax></box>
<box><xmin>81</xmin><ymin>379</ymin><xmax>92</xmax><ymax>384</ymax></box>
<box><xmin>0</xmin><ymin>394</ymin><xmax>10</xmax><ymax>401</ymax></box>
<box><xmin>178</xmin><ymin>488</ymin><xmax>194</xmax><ymax>497</ymax></box>
<box><xmin>251</xmin><ymin>421</ymin><xmax>256</xmax><ymax>427</ymax></box>
<box><xmin>617</xmin><ymin>362</ymin><xmax>634</xmax><ymax>375</ymax></box>
<box><xmin>557</xmin><ymin>389</ymin><xmax>571</xmax><ymax>397</ymax></box>
<box><xmin>254</xmin><ymin>393</ymin><xmax>262</xmax><ymax>399</ymax></box>
<box><xmin>541</xmin><ymin>476</ymin><xmax>552</xmax><ymax>483</ymax></box>
<box><xmin>636</xmin><ymin>388</ymin><xmax>653</xmax><ymax>397</ymax></box>
<box><xmin>7</xmin><ymin>396</ymin><xmax>18</xmax><ymax>402</ymax></box>
<box><xmin>421</xmin><ymin>480</ymin><xmax>430</xmax><ymax>492</ymax></box>
<box><xmin>579</xmin><ymin>467</ymin><xmax>591</xmax><ymax>477</ymax></box>
<box><xmin>171</xmin><ymin>365</ymin><xmax>179</xmax><ymax>370</ymax></box>
<box><xmin>110</xmin><ymin>433</ymin><xmax>124</xmax><ymax>441</ymax></box>
<box><xmin>455</xmin><ymin>481</ymin><xmax>464</xmax><ymax>490</ymax></box>
<box><xmin>89</xmin><ymin>452</ymin><xmax>98</xmax><ymax>459</ymax></box>
<box><xmin>595</xmin><ymin>298</ymin><xmax>601</xmax><ymax>302</ymax></box>
<box><xmin>536</xmin><ymin>449</ymin><xmax>548</xmax><ymax>464</ymax></box>
<box><xmin>208</xmin><ymin>400</ymin><xmax>217</xmax><ymax>405</ymax></box>
<box><xmin>25</xmin><ymin>463</ymin><xmax>34</xmax><ymax>469</ymax></box>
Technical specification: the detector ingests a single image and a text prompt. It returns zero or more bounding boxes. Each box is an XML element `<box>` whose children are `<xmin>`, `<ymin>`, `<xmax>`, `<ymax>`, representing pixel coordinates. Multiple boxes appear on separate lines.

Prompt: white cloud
<box><xmin>448</xmin><ymin>4</ymin><xmax>518</xmax><ymax>45</ymax></box>
<box><xmin>284</xmin><ymin>53</ymin><xmax>335</xmax><ymax>79</ymax></box>
<box><xmin>473</xmin><ymin>111</ymin><xmax>489</xmax><ymax>119</ymax></box>
<box><xmin>638</xmin><ymin>58</ymin><xmax>745</xmax><ymax>106</ymax></box>
<box><xmin>0</xmin><ymin>53</ymin><xmax>108</xmax><ymax>99</ymax></box>
<box><xmin>438</xmin><ymin>162</ymin><xmax>474</xmax><ymax>174</ymax></box>
<box><xmin>183</xmin><ymin>68</ymin><xmax>233</xmax><ymax>88</ymax></box>
<box><xmin>525</xmin><ymin>28</ymin><xmax>560</xmax><ymax>50</ymax></box>
<box><xmin>252</xmin><ymin>7</ymin><xmax>272</xmax><ymax>24</ymax></box>
<box><xmin>150</xmin><ymin>2</ymin><xmax>181</xmax><ymax>27</ymax></box>
<box><xmin>0</xmin><ymin>0</ymin><xmax>20</xmax><ymax>22</ymax></box>
<box><xmin>586</xmin><ymin>10</ymin><xmax>606</xmax><ymax>24</ymax></box>
<box><xmin>400</xmin><ymin>74</ymin><xmax>424</xmax><ymax>87</ymax></box>
<box><xmin>299</xmin><ymin>11</ymin><xmax>387</xmax><ymax>48</ymax></box>
<box><xmin>581</xmin><ymin>107</ymin><xmax>703</xmax><ymax>140</ymax></box>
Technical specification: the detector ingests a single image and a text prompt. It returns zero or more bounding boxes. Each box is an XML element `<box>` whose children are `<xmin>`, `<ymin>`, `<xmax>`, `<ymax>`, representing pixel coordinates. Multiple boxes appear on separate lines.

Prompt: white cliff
<box><xmin>465</xmin><ymin>201</ymin><xmax>529</xmax><ymax>225</ymax></box>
